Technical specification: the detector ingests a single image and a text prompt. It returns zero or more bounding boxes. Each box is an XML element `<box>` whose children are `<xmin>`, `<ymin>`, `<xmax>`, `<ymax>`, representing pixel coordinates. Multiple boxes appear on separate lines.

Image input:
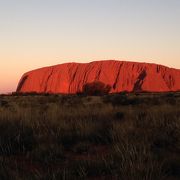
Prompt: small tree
<box><xmin>82</xmin><ymin>81</ymin><xmax>111</xmax><ymax>96</ymax></box>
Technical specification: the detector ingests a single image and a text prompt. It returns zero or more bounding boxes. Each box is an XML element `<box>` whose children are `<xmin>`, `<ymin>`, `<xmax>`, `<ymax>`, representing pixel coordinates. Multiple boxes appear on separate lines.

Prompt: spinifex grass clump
<box><xmin>0</xmin><ymin>119</ymin><xmax>35</xmax><ymax>155</ymax></box>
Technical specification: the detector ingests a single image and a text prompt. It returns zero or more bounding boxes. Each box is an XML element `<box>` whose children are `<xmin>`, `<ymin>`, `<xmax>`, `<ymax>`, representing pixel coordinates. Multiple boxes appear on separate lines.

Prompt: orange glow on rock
<box><xmin>17</xmin><ymin>60</ymin><xmax>180</xmax><ymax>94</ymax></box>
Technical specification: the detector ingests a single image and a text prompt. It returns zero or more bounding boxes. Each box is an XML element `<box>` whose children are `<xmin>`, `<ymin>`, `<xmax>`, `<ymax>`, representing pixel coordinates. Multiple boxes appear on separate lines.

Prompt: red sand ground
<box><xmin>17</xmin><ymin>60</ymin><xmax>180</xmax><ymax>93</ymax></box>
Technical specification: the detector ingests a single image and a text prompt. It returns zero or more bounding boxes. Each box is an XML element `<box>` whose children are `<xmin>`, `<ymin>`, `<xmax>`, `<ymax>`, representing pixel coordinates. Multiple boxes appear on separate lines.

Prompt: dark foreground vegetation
<box><xmin>0</xmin><ymin>92</ymin><xmax>180</xmax><ymax>180</ymax></box>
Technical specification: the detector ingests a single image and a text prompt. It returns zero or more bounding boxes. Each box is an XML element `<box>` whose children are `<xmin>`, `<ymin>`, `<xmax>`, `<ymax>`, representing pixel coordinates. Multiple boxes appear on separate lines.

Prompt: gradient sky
<box><xmin>0</xmin><ymin>0</ymin><xmax>180</xmax><ymax>93</ymax></box>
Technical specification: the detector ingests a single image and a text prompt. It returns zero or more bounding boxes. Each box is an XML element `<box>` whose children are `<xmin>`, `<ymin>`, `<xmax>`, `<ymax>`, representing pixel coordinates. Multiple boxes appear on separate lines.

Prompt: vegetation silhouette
<box><xmin>82</xmin><ymin>81</ymin><xmax>111</xmax><ymax>96</ymax></box>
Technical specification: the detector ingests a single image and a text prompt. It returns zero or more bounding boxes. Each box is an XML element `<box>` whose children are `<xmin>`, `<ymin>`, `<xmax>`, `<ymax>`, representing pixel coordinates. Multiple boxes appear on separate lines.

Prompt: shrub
<box><xmin>0</xmin><ymin>120</ymin><xmax>36</xmax><ymax>155</ymax></box>
<box><xmin>82</xmin><ymin>81</ymin><xmax>111</xmax><ymax>96</ymax></box>
<box><xmin>11</xmin><ymin>92</ymin><xmax>51</xmax><ymax>96</ymax></box>
<box><xmin>31</xmin><ymin>143</ymin><xmax>65</xmax><ymax>164</ymax></box>
<box><xmin>162</xmin><ymin>157</ymin><xmax>180</xmax><ymax>178</ymax></box>
<box><xmin>0</xmin><ymin>100</ymin><xmax>9</xmax><ymax>107</ymax></box>
<box><xmin>114</xmin><ymin>112</ymin><xmax>125</xmax><ymax>120</ymax></box>
<box><xmin>72</xmin><ymin>142</ymin><xmax>90</xmax><ymax>154</ymax></box>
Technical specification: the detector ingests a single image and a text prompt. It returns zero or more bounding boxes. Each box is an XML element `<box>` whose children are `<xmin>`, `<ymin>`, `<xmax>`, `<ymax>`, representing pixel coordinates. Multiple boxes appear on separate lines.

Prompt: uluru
<box><xmin>16</xmin><ymin>60</ymin><xmax>180</xmax><ymax>94</ymax></box>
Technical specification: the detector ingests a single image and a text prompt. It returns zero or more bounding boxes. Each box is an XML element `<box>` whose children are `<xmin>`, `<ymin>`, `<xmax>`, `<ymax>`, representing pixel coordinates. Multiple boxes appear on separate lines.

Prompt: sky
<box><xmin>0</xmin><ymin>0</ymin><xmax>180</xmax><ymax>93</ymax></box>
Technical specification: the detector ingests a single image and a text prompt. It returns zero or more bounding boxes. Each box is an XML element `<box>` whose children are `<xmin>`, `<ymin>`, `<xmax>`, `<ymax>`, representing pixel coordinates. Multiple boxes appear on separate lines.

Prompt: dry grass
<box><xmin>0</xmin><ymin>92</ymin><xmax>180</xmax><ymax>179</ymax></box>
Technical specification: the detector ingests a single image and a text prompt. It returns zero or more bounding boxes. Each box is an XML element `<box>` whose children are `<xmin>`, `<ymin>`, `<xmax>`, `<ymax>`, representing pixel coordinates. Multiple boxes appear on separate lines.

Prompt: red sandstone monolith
<box><xmin>17</xmin><ymin>60</ymin><xmax>180</xmax><ymax>93</ymax></box>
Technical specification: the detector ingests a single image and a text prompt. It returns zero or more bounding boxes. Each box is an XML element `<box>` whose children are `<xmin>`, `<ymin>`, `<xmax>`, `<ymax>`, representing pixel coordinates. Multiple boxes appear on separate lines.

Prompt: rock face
<box><xmin>17</xmin><ymin>60</ymin><xmax>180</xmax><ymax>93</ymax></box>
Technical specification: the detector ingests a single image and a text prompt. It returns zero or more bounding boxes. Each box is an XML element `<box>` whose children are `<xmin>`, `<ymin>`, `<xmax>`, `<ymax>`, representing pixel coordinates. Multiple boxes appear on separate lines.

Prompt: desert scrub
<box><xmin>31</xmin><ymin>143</ymin><xmax>65</xmax><ymax>164</ymax></box>
<box><xmin>0</xmin><ymin>119</ymin><xmax>35</xmax><ymax>155</ymax></box>
<box><xmin>110</xmin><ymin>142</ymin><xmax>165</xmax><ymax>180</ymax></box>
<box><xmin>0</xmin><ymin>93</ymin><xmax>179</xmax><ymax>179</ymax></box>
